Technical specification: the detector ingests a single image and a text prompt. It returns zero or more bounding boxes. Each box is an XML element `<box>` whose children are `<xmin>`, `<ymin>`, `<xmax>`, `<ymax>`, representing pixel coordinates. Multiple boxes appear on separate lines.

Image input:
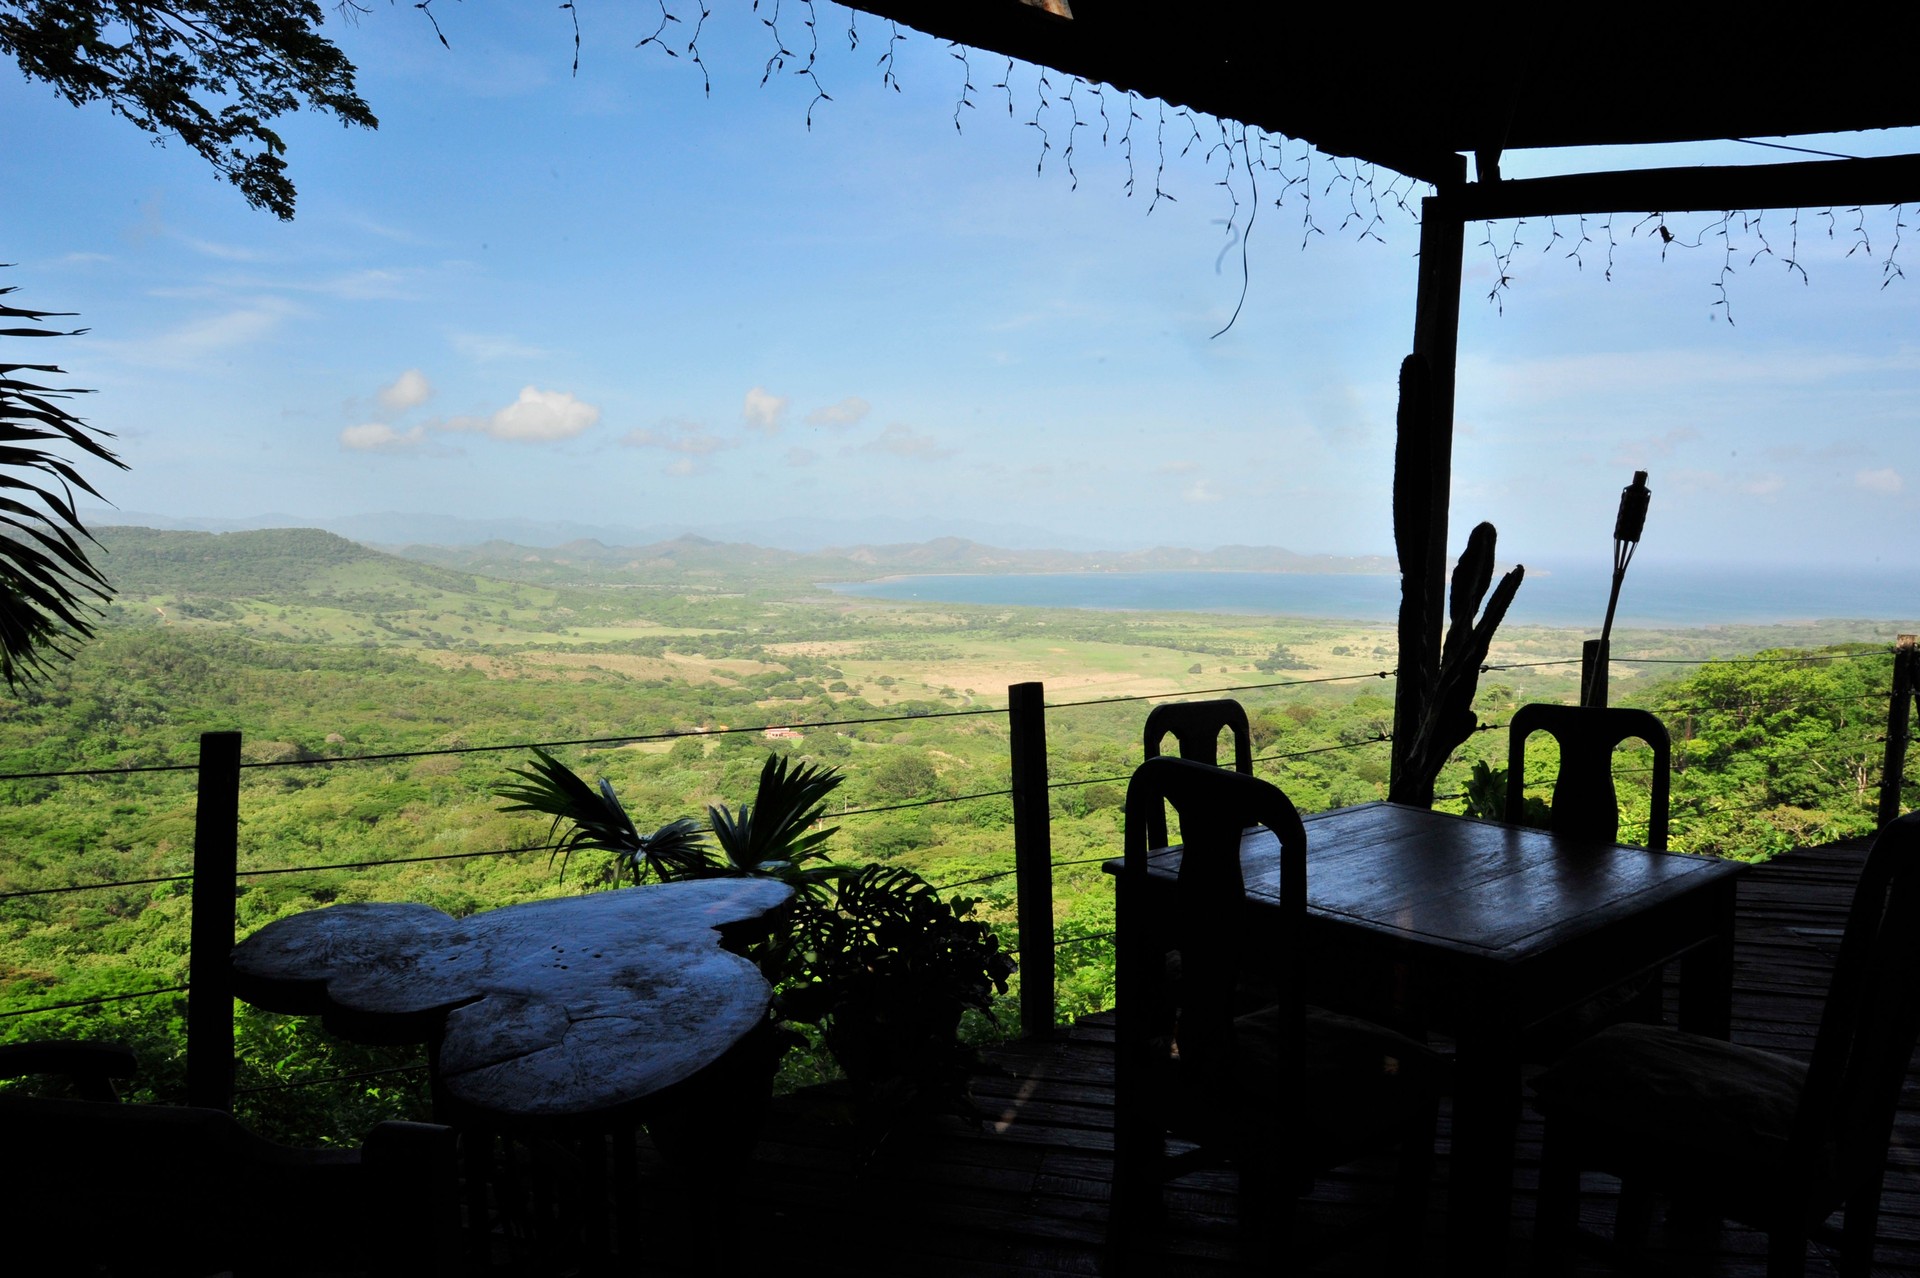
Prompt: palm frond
<box><xmin>708</xmin><ymin>753</ymin><xmax>845</xmax><ymax>872</ymax></box>
<box><xmin>498</xmin><ymin>747</ymin><xmax>643</xmax><ymax>879</ymax></box>
<box><xmin>497</xmin><ymin>748</ymin><xmax>716</xmax><ymax>882</ymax></box>
<box><xmin>0</xmin><ymin>281</ymin><xmax>125</xmax><ymax>690</ymax></box>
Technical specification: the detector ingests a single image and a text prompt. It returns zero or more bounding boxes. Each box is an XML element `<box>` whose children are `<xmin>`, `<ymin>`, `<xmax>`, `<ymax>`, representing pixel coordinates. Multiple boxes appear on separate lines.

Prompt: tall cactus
<box><xmin>1393</xmin><ymin>523</ymin><xmax>1524</xmax><ymax>806</ymax></box>
<box><xmin>1389</xmin><ymin>353</ymin><xmax>1524</xmax><ymax>806</ymax></box>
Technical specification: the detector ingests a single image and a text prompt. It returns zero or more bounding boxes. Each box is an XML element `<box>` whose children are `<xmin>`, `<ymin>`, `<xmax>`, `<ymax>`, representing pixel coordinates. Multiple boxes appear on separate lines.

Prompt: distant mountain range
<box><xmin>79</xmin><ymin>509</ymin><xmax>1135</xmax><ymax>554</ymax></box>
<box><xmin>85</xmin><ymin>522</ymin><xmax>1395</xmax><ymax>590</ymax></box>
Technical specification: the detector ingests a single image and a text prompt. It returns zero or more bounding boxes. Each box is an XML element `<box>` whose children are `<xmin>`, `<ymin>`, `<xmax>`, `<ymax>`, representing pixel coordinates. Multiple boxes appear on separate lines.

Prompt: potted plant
<box><xmin>497</xmin><ymin>749</ymin><xmax>1016</xmax><ymax>1133</ymax></box>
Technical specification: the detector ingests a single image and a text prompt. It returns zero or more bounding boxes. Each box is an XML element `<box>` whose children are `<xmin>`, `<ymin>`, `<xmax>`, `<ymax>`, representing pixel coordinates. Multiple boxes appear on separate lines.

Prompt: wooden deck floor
<box><xmin>563</xmin><ymin>836</ymin><xmax>1919</xmax><ymax>1277</ymax></box>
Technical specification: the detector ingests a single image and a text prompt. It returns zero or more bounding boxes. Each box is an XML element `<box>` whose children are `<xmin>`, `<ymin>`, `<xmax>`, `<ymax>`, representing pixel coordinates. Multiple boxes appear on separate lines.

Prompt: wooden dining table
<box><xmin>1107</xmin><ymin>800</ymin><xmax>1746</xmax><ymax>1275</ymax></box>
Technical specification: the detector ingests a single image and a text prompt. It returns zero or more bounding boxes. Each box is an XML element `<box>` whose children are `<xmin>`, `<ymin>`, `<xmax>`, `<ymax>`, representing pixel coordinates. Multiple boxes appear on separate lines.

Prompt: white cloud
<box><xmin>181</xmin><ymin>234</ymin><xmax>269</xmax><ymax>263</ymax></box>
<box><xmin>342</xmin><ymin>213</ymin><xmax>432</xmax><ymax>245</ymax></box>
<box><xmin>1461</xmin><ymin>346</ymin><xmax>1920</xmax><ymax>405</ymax></box>
<box><xmin>341</xmin><ymin>423</ymin><xmax>426</xmax><ymax>452</ymax></box>
<box><xmin>623</xmin><ymin>420</ymin><xmax>729</xmax><ymax>455</ymax></box>
<box><xmin>450</xmin><ymin>332</ymin><xmax>552</xmax><ymax>363</ymax></box>
<box><xmin>806</xmin><ymin>396</ymin><xmax>871</xmax><ymax>428</ymax></box>
<box><xmin>743</xmin><ymin>386</ymin><xmax>789</xmax><ymax>434</ymax></box>
<box><xmin>440</xmin><ymin>387</ymin><xmax>600</xmax><ymax>442</ymax></box>
<box><xmin>308</xmin><ymin>269</ymin><xmax>421</xmax><ymax>301</ymax></box>
<box><xmin>1856</xmin><ymin>467</ymin><xmax>1904</xmax><ymax>495</ymax></box>
<box><xmin>1157</xmin><ymin>460</ymin><xmax>1199</xmax><ymax>474</ymax></box>
<box><xmin>112</xmin><ymin>301</ymin><xmax>297</xmax><ymax>367</ymax></box>
<box><xmin>1611</xmin><ymin>427</ymin><xmax>1701</xmax><ymax>467</ymax></box>
<box><xmin>1742</xmin><ymin>474</ymin><xmax>1786</xmax><ymax>498</ymax></box>
<box><xmin>1182</xmin><ymin>479</ymin><xmax>1223</xmax><ymax>504</ymax></box>
<box><xmin>786</xmin><ymin>446</ymin><xmax>819</xmax><ymax>467</ymax></box>
<box><xmin>865</xmin><ymin>423</ymin><xmax>952</xmax><ymax>460</ymax></box>
<box><xmin>378</xmin><ymin>369</ymin><xmax>433</xmax><ymax>412</ymax></box>
<box><xmin>666</xmin><ymin>458</ymin><xmax>697</xmax><ymax>477</ymax></box>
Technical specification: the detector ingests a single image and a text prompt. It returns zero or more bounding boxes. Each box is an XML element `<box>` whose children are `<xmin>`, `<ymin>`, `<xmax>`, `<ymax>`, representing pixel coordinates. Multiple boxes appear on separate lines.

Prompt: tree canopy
<box><xmin>0</xmin><ymin>0</ymin><xmax>375</xmax><ymax>220</ymax></box>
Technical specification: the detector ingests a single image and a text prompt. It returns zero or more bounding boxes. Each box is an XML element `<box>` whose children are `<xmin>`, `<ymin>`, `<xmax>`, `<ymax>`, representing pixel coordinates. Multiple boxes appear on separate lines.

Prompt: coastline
<box><xmin>821</xmin><ymin>565</ymin><xmax>1920</xmax><ymax>632</ymax></box>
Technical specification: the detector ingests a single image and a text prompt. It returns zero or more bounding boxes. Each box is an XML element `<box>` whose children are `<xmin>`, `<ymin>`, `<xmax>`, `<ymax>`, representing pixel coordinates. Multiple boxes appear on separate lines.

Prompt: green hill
<box><xmin>95</xmin><ymin>526</ymin><xmax>480</xmax><ymax>600</ymax></box>
<box><xmin>90</xmin><ymin>526</ymin><xmax>685</xmax><ymax>648</ymax></box>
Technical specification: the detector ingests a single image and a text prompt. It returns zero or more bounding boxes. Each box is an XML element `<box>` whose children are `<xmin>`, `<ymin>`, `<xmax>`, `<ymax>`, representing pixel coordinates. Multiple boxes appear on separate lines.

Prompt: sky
<box><xmin>3</xmin><ymin>3</ymin><xmax>1916</xmax><ymax>571</ymax></box>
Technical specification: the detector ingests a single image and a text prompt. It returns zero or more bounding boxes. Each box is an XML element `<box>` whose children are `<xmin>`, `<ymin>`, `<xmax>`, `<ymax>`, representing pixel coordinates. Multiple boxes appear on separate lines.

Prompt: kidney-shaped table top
<box><xmin>230</xmin><ymin>878</ymin><xmax>793</xmax><ymax>1124</ymax></box>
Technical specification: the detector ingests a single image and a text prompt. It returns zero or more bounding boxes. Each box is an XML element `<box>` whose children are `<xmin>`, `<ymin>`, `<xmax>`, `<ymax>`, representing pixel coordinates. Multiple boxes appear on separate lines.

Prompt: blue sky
<box><xmin>4</xmin><ymin>4</ymin><xmax>1915</xmax><ymax>569</ymax></box>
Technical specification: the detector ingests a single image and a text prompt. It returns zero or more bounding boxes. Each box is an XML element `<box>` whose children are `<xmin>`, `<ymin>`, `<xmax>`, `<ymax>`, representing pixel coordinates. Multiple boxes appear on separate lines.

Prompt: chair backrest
<box><xmin>1121</xmin><ymin>755</ymin><xmax>1307</xmax><ymax>1096</ymax></box>
<box><xmin>1141</xmin><ymin>699</ymin><xmax>1254</xmax><ymax>849</ymax></box>
<box><xmin>1506</xmin><ymin>703</ymin><xmax>1671</xmax><ymax>850</ymax></box>
<box><xmin>1792</xmin><ymin>811</ymin><xmax>1920</xmax><ymax>1204</ymax></box>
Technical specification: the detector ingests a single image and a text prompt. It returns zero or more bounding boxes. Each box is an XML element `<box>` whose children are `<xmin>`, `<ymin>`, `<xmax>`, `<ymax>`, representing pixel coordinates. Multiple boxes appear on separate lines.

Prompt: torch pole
<box><xmin>1583</xmin><ymin>471</ymin><xmax>1651</xmax><ymax>708</ymax></box>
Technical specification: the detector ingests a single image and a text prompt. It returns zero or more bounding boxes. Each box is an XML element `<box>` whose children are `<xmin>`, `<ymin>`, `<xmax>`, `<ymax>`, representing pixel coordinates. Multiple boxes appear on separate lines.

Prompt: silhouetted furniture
<box><xmin>0</xmin><ymin>1043</ymin><xmax>459</xmax><ymax>1277</ymax></box>
<box><xmin>1143</xmin><ymin>697</ymin><xmax>1253</xmax><ymax>770</ymax></box>
<box><xmin>1111</xmin><ymin>756</ymin><xmax>1445</xmax><ymax>1260</ymax></box>
<box><xmin>0</xmin><ymin>1038</ymin><xmax>136</xmax><ymax>1101</ymax></box>
<box><xmin>1506</xmin><ymin>703</ymin><xmax>1671</xmax><ymax>850</ymax></box>
<box><xmin>230</xmin><ymin>879</ymin><xmax>793</xmax><ymax>1263</ymax></box>
<box><xmin>1506</xmin><ymin>704</ymin><xmax>1676</xmax><ymax>1050</ymax></box>
<box><xmin>1531</xmin><ymin>811</ymin><xmax>1920</xmax><ymax>1278</ymax></box>
<box><xmin>1108</xmin><ymin>799</ymin><xmax>1745</xmax><ymax>1276</ymax></box>
<box><xmin>230</xmin><ymin>878</ymin><xmax>792</xmax><ymax>1125</ymax></box>
<box><xmin>1140</xmin><ymin>698</ymin><xmax>1253</xmax><ymax>849</ymax></box>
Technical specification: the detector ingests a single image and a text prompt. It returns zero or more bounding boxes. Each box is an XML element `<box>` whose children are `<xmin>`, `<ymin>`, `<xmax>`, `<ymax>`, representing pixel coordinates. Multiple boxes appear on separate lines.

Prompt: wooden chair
<box><xmin>1111</xmin><ymin>755</ymin><xmax>1445</xmax><ymax>1259</ymax></box>
<box><xmin>1506</xmin><ymin>703</ymin><xmax>1671</xmax><ymax>850</ymax></box>
<box><xmin>1531</xmin><ymin>810</ymin><xmax>1920</xmax><ymax>1277</ymax></box>
<box><xmin>1506</xmin><ymin>704</ymin><xmax>1674</xmax><ymax>1048</ymax></box>
<box><xmin>1140</xmin><ymin>698</ymin><xmax>1253</xmax><ymax>850</ymax></box>
<box><xmin>0</xmin><ymin>1042</ymin><xmax>462</xmax><ymax>1277</ymax></box>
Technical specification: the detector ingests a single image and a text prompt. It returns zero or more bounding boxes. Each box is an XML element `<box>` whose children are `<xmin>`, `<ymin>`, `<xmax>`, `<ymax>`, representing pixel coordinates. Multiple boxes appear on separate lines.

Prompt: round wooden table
<box><xmin>230</xmin><ymin>877</ymin><xmax>794</xmax><ymax>1125</ymax></box>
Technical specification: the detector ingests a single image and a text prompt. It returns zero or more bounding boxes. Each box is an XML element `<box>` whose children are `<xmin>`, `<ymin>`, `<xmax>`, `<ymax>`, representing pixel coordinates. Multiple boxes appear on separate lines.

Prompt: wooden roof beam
<box><xmin>1454</xmin><ymin>152</ymin><xmax>1920</xmax><ymax>221</ymax></box>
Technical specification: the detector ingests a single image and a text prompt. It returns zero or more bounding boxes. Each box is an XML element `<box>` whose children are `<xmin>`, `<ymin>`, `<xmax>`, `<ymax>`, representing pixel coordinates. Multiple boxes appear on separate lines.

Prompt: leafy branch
<box><xmin>0</xmin><ymin>0</ymin><xmax>377</xmax><ymax>219</ymax></box>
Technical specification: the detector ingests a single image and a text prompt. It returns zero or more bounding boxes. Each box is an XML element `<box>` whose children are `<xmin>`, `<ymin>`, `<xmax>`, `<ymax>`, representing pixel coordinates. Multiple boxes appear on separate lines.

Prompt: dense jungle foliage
<box><xmin>2</xmin><ymin>528</ymin><xmax>1912</xmax><ymax>1142</ymax></box>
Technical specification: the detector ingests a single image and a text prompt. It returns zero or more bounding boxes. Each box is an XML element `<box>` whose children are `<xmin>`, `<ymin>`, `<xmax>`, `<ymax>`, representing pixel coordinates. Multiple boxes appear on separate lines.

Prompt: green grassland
<box><xmin>2</xmin><ymin>527</ymin><xmax>1911</xmax><ymax>1139</ymax></box>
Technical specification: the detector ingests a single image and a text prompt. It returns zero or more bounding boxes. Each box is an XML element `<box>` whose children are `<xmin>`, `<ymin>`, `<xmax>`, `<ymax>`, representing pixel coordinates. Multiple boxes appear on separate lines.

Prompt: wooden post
<box><xmin>1880</xmin><ymin>636</ymin><xmax>1917</xmax><ymax>828</ymax></box>
<box><xmin>1581</xmin><ymin>639</ymin><xmax>1610</xmax><ymax>708</ymax></box>
<box><xmin>188</xmin><ymin>730</ymin><xmax>241</xmax><ymax>1112</ymax></box>
<box><xmin>1007</xmin><ymin>681</ymin><xmax>1056</xmax><ymax>1038</ymax></box>
<box><xmin>1391</xmin><ymin>183</ymin><xmax>1466</xmax><ymax>803</ymax></box>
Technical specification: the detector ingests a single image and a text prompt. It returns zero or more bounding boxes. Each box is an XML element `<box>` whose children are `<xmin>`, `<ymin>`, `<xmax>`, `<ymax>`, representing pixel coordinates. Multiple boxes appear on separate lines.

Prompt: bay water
<box><xmin>825</xmin><ymin>562</ymin><xmax>1920</xmax><ymax>628</ymax></box>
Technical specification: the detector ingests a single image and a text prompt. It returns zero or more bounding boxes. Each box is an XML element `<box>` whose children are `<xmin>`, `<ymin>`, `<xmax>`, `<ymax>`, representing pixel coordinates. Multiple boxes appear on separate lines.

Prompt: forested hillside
<box><xmin>2</xmin><ymin>528</ymin><xmax>1911</xmax><ymax>1142</ymax></box>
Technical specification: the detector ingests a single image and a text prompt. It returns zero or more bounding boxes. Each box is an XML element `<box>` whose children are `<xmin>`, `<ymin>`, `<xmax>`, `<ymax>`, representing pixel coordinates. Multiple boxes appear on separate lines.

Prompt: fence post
<box><xmin>1580</xmin><ymin>638</ymin><xmax>1610</xmax><ymax>708</ymax></box>
<box><xmin>1879</xmin><ymin>635</ymin><xmax>1917</xmax><ymax>829</ymax></box>
<box><xmin>188</xmin><ymin>730</ymin><xmax>241</xmax><ymax>1112</ymax></box>
<box><xmin>1007</xmin><ymin>681</ymin><xmax>1056</xmax><ymax>1038</ymax></box>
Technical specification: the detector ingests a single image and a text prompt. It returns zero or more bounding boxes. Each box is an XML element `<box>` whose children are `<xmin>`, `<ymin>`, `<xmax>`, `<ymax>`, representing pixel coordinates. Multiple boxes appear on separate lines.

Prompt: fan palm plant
<box><xmin>0</xmin><ymin>283</ymin><xmax>125</xmax><ymax>689</ymax></box>
<box><xmin>707</xmin><ymin>753</ymin><xmax>848</xmax><ymax>896</ymax></box>
<box><xmin>497</xmin><ymin>747</ymin><xmax>1014</xmax><ymax>1121</ymax></box>
<box><xmin>496</xmin><ymin>746</ymin><xmax>715</xmax><ymax>882</ymax></box>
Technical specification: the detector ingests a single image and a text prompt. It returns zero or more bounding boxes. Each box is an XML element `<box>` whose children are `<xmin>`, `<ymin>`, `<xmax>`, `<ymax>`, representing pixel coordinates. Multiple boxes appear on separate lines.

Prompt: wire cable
<box><xmin>0</xmin><ymin>984</ymin><xmax>188</xmax><ymax>1020</ymax></box>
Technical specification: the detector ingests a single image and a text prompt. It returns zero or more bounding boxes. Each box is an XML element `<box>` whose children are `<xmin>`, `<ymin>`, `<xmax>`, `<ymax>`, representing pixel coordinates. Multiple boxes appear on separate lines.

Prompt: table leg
<box><xmin>1445</xmin><ymin>1021</ymin><xmax>1522</xmax><ymax>1278</ymax></box>
<box><xmin>1677</xmin><ymin>879</ymin><xmax>1738</xmax><ymax>1040</ymax></box>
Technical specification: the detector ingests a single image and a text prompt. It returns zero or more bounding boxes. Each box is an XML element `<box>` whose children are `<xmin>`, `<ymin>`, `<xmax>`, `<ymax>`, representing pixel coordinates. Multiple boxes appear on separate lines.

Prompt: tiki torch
<box><xmin>1582</xmin><ymin>471</ymin><xmax>1651</xmax><ymax>707</ymax></box>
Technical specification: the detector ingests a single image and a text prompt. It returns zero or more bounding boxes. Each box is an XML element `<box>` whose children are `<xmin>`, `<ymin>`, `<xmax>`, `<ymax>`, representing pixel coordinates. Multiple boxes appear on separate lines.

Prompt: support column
<box><xmin>1391</xmin><ymin>189</ymin><xmax>1466</xmax><ymax>800</ymax></box>
<box><xmin>1008</xmin><ymin>681</ymin><xmax>1055</xmax><ymax>1037</ymax></box>
<box><xmin>188</xmin><ymin>730</ymin><xmax>241</xmax><ymax>1112</ymax></box>
<box><xmin>1880</xmin><ymin>635</ymin><xmax>1917</xmax><ymax>828</ymax></box>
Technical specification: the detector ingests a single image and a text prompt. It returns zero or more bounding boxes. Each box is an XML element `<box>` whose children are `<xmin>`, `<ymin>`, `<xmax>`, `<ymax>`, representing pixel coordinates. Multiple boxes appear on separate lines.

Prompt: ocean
<box><xmin>824</xmin><ymin>562</ymin><xmax>1920</xmax><ymax>629</ymax></box>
